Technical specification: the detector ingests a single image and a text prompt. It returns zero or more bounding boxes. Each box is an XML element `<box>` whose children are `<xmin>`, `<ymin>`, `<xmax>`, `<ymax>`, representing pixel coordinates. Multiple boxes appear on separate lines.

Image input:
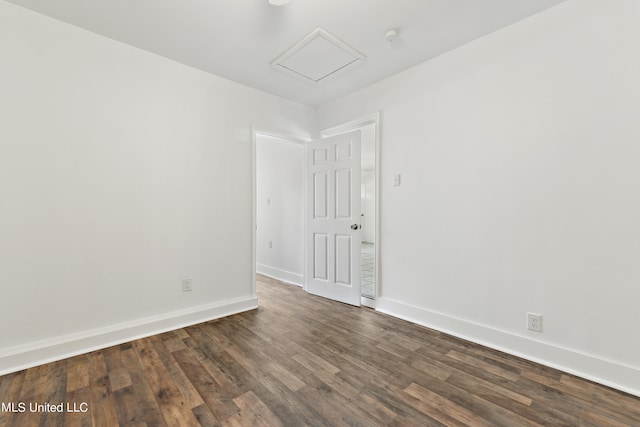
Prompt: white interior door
<box><xmin>306</xmin><ymin>130</ymin><xmax>361</xmax><ymax>306</ymax></box>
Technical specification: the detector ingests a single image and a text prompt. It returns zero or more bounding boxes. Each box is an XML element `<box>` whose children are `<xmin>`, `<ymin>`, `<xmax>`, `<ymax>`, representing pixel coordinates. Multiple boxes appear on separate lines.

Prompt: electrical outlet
<box><xmin>182</xmin><ymin>278</ymin><xmax>192</xmax><ymax>292</ymax></box>
<box><xmin>527</xmin><ymin>312</ymin><xmax>542</xmax><ymax>332</ymax></box>
<box><xmin>269</xmin><ymin>240</ymin><xmax>273</xmax><ymax>249</ymax></box>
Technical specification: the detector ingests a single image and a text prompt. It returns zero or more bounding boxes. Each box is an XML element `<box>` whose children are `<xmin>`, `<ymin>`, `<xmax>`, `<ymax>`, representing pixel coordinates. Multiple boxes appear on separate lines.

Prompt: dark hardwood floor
<box><xmin>1</xmin><ymin>275</ymin><xmax>639</xmax><ymax>426</ymax></box>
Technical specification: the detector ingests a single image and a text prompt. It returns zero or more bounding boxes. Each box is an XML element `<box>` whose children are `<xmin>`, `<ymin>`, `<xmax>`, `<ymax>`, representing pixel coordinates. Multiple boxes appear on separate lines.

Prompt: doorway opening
<box><xmin>253</xmin><ymin>132</ymin><xmax>307</xmax><ymax>290</ymax></box>
<box><xmin>322</xmin><ymin>114</ymin><xmax>379</xmax><ymax>307</ymax></box>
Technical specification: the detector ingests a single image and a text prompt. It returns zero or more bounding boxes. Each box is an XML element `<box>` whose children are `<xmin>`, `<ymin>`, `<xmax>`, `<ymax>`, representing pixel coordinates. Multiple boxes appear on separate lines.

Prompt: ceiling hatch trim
<box><xmin>270</xmin><ymin>28</ymin><xmax>366</xmax><ymax>85</ymax></box>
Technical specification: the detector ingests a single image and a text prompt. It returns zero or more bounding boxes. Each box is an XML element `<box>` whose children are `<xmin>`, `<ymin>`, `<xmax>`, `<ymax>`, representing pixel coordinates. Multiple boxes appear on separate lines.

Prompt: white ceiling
<box><xmin>6</xmin><ymin>0</ymin><xmax>564</xmax><ymax>106</ymax></box>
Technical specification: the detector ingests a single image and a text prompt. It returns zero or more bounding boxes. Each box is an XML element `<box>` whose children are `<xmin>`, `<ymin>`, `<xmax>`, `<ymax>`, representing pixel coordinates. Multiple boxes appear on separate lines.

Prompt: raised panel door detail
<box><xmin>335</xmin><ymin>235</ymin><xmax>352</xmax><ymax>285</ymax></box>
<box><xmin>314</xmin><ymin>233</ymin><xmax>328</xmax><ymax>280</ymax></box>
<box><xmin>335</xmin><ymin>140</ymin><xmax>352</xmax><ymax>161</ymax></box>
<box><xmin>313</xmin><ymin>147</ymin><xmax>328</xmax><ymax>165</ymax></box>
<box><xmin>314</xmin><ymin>172</ymin><xmax>328</xmax><ymax>218</ymax></box>
<box><xmin>306</xmin><ymin>130</ymin><xmax>361</xmax><ymax>307</ymax></box>
<box><xmin>335</xmin><ymin>168</ymin><xmax>351</xmax><ymax>219</ymax></box>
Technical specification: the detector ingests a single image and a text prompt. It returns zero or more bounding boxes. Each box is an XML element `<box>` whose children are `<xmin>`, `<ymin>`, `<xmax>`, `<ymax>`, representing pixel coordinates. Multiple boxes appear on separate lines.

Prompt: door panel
<box><xmin>335</xmin><ymin>234</ymin><xmax>352</xmax><ymax>285</ymax></box>
<box><xmin>313</xmin><ymin>233</ymin><xmax>328</xmax><ymax>280</ymax></box>
<box><xmin>313</xmin><ymin>147</ymin><xmax>328</xmax><ymax>164</ymax></box>
<box><xmin>313</xmin><ymin>172</ymin><xmax>328</xmax><ymax>218</ymax></box>
<box><xmin>335</xmin><ymin>168</ymin><xmax>352</xmax><ymax>219</ymax></box>
<box><xmin>307</xmin><ymin>131</ymin><xmax>361</xmax><ymax>306</ymax></box>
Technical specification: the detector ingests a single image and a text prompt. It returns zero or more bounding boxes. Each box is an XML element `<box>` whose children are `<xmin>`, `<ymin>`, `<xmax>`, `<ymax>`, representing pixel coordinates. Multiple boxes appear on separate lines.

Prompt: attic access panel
<box><xmin>271</xmin><ymin>28</ymin><xmax>366</xmax><ymax>84</ymax></box>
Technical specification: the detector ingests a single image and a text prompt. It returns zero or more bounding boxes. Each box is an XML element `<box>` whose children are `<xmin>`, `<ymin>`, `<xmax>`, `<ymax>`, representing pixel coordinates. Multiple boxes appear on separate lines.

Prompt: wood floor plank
<box><xmin>229</xmin><ymin>391</ymin><xmax>283</xmax><ymax>427</ymax></box>
<box><xmin>87</xmin><ymin>351</ymin><xmax>119</xmax><ymax>427</ymax></box>
<box><xmin>559</xmin><ymin>374</ymin><xmax>640</xmax><ymax>421</ymax></box>
<box><xmin>404</xmin><ymin>382</ymin><xmax>491</xmax><ymax>427</ymax></box>
<box><xmin>446</xmin><ymin>370</ymin><xmax>533</xmax><ymax>407</ymax></box>
<box><xmin>294</xmin><ymin>376</ymin><xmax>381</xmax><ymax>427</ymax></box>
<box><xmin>103</xmin><ymin>346</ymin><xmax>133</xmax><ymax>393</ymax></box>
<box><xmin>151</xmin><ymin>338</ymin><xmax>205</xmax><ymax>409</ymax></box>
<box><xmin>520</xmin><ymin>369</ymin><xmax>640</xmax><ymax>425</ymax></box>
<box><xmin>190</xmin><ymin>403</ymin><xmax>217</xmax><ymax>427</ymax></box>
<box><xmin>446</xmin><ymin>350</ymin><xmax>520</xmax><ymax>382</ymax></box>
<box><xmin>580</xmin><ymin>408</ymin><xmax>637</xmax><ymax>427</ymax></box>
<box><xmin>171</xmin><ymin>347</ymin><xmax>240</xmax><ymax>421</ymax></box>
<box><xmin>408</xmin><ymin>357</ymin><xmax>453</xmax><ymax>381</ymax></box>
<box><xmin>314</xmin><ymin>369</ymin><xmax>397</xmax><ymax>425</ymax></box>
<box><xmin>36</xmin><ymin>359</ymin><xmax>68</xmax><ymax>427</ymax></box>
<box><xmin>66</xmin><ymin>354</ymin><xmax>90</xmax><ymax>393</ymax></box>
<box><xmin>119</xmin><ymin>346</ymin><xmax>167</xmax><ymax>426</ymax></box>
<box><xmin>186</xmin><ymin>323</ymin><xmax>307</xmax><ymax>425</ymax></box>
<box><xmin>1</xmin><ymin>275</ymin><xmax>639</xmax><ymax>426</ymax></box>
<box><xmin>366</xmin><ymin>379</ymin><xmax>449</xmax><ymax>426</ymax></box>
<box><xmin>131</xmin><ymin>338</ymin><xmax>200</xmax><ymax>427</ymax></box>
<box><xmin>446</xmin><ymin>371</ymin><xmax>582</xmax><ymax>426</ymax></box>
<box><xmin>9</xmin><ymin>366</ymin><xmax>44</xmax><ymax>427</ymax></box>
<box><xmin>64</xmin><ymin>386</ymin><xmax>93</xmax><ymax>427</ymax></box>
<box><xmin>210</xmin><ymin>346</ymin><xmax>324</xmax><ymax>426</ymax></box>
<box><xmin>184</xmin><ymin>325</ymin><xmax>245</xmax><ymax>397</ymax></box>
<box><xmin>0</xmin><ymin>372</ymin><xmax>25</xmax><ymax>427</ymax></box>
<box><xmin>111</xmin><ymin>385</ymin><xmax>147</xmax><ymax>427</ymax></box>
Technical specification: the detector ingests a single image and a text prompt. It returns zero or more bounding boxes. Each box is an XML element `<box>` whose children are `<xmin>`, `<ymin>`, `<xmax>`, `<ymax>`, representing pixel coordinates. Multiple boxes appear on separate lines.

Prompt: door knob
<box><xmin>351</xmin><ymin>224</ymin><xmax>360</xmax><ymax>230</ymax></box>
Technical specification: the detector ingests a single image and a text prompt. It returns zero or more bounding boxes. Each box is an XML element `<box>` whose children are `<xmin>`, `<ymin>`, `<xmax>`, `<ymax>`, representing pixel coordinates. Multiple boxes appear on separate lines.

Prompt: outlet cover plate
<box><xmin>527</xmin><ymin>312</ymin><xmax>542</xmax><ymax>332</ymax></box>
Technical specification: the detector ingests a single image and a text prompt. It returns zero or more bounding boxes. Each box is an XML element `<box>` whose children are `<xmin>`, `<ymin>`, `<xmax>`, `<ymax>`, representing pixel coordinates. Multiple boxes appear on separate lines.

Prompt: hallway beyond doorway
<box><xmin>361</xmin><ymin>242</ymin><xmax>375</xmax><ymax>299</ymax></box>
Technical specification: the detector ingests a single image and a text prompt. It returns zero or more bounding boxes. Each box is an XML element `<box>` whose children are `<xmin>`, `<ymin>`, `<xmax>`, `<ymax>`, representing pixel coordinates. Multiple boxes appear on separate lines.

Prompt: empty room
<box><xmin>1</xmin><ymin>0</ymin><xmax>639</xmax><ymax>425</ymax></box>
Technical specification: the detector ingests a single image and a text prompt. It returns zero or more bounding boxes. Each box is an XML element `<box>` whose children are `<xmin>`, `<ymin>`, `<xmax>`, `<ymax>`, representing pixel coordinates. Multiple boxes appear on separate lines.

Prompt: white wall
<box><xmin>0</xmin><ymin>1</ymin><xmax>315</xmax><ymax>374</ymax></box>
<box><xmin>256</xmin><ymin>135</ymin><xmax>305</xmax><ymax>285</ymax></box>
<box><xmin>317</xmin><ymin>0</ymin><xmax>640</xmax><ymax>396</ymax></box>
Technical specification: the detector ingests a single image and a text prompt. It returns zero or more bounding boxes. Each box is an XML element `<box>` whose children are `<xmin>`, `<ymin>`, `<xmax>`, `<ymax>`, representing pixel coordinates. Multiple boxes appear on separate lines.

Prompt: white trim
<box><xmin>257</xmin><ymin>264</ymin><xmax>304</xmax><ymax>287</ymax></box>
<box><xmin>253</xmin><ymin>129</ymin><xmax>311</xmax><ymax>144</ymax></box>
<box><xmin>374</xmin><ymin>112</ymin><xmax>382</xmax><ymax>300</ymax></box>
<box><xmin>251</xmin><ymin>126</ymin><xmax>257</xmax><ymax>299</ymax></box>
<box><xmin>321</xmin><ymin>113</ymin><xmax>379</xmax><ymax>138</ymax></box>
<box><xmin>303</xmin><ymin>141</ymin><xmax>309</xmax><ymax>292</ymax></box>
<box><xmin>0</xmin><ymin>296</ymin><xmax>258</xmax><ymax>376</ymax></box>
<box><xmin>376</xmin><ymin>297</ymin><xmax>640</xmax><ymax>398</ymax></box>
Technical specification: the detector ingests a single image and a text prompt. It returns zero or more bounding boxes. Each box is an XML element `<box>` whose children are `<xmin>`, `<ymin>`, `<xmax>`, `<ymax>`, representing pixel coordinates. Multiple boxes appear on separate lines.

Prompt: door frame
<box><xmin>251</xmin><ymin>127</ymin><xmax>311</xmax><ymax>298</ymax></box>
<box><xmin>320</xmin><ymin>112</ymin><xmax>381</xmax><ymax>307</ymax></box>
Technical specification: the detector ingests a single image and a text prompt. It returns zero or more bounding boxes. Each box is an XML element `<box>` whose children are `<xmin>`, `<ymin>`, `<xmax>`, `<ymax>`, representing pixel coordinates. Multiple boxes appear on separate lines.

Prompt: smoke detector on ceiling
<box><xmin>385</xmin><ymin>29</ymin><xmax>399</xmax><ymax>43</ymax></box>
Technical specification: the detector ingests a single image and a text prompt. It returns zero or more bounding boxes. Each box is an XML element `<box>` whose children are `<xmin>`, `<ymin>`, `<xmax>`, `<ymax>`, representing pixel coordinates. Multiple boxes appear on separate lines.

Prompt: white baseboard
<box><xmin>0</xmin><ymin>296</ymin><xmax>258</xmax><ymax>376</ymax></box>
<box><xmin>376</xmin><ymin>296</ymin><xmax>640</xmax><ymax>398</ymax></box>
<box><xmin>256</xmin><ymin>264</ymin><xmax>303</xmax><ymax>287</ymax></box>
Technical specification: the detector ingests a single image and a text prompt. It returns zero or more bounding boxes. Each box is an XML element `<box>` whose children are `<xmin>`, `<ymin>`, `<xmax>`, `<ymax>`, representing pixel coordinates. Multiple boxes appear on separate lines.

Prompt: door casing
<box><xmin>250</xmin><ymin>112</ymin><xmax>380</xmax><ymax>308</ymax></box>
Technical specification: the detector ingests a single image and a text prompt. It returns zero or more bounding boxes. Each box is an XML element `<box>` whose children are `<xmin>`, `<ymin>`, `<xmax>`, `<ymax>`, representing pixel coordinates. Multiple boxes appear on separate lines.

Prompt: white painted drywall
<box><xmin>256</xmin><ymin>135</ymin><xmax>305</xmax><ymax>285</ymax></box>
<box><xmin>318</xmin><ymin>0</ymin><xmax>640</xmax><ymax>395</ymax></box>
<box><xmin>0</xmin><ymin>1</ymin><xmax>315</xmax><ymax>372</ymax></box>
